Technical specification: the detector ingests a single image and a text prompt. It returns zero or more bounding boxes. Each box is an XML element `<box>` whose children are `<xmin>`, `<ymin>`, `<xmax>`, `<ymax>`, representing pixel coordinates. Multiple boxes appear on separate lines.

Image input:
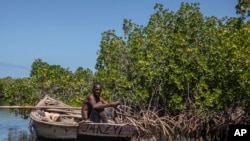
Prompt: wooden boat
<box><xmin>30</xmin><ymin>95</ymin><xmax>81</xmax><ymax>139</ymax></box>
<box><xmin>78</xmin><ymin>121</ymin><xmax>136</xmax><ymax>139</ymax></box>
<box><xmin>30</xmin><ymin>95</ymin><xmax>136</xmax><ymax>140</ymax></box>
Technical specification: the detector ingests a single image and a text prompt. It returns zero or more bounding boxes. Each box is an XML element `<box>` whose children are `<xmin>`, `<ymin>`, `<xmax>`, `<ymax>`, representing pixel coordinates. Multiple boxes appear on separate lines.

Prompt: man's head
<box><xmin>93</xmin><ymin>81</ymin><xmax>102</xmax><ymax>97</ymax></box>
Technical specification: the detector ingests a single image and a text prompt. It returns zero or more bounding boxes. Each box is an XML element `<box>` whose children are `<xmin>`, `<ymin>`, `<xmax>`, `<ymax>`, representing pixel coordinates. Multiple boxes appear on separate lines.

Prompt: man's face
<box><xmin>93</xmin><ymin>84</ymin><xmax>102</xmax><ymax>96</ymax></box>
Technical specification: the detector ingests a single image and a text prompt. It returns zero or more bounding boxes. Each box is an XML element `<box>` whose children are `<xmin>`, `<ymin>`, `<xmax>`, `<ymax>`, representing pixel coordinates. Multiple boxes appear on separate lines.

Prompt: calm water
<box><xmin>0</xmin><ymin>109</ymin><xmax>37</xmax><ymax>141</ymax></box>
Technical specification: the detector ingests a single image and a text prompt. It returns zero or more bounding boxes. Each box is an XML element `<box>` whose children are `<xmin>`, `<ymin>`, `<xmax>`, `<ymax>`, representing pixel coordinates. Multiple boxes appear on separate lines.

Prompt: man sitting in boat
<box><xmin>81</xmin><ymin>81</ymin><xmax>121</xmax><ymax>123</ymax></box>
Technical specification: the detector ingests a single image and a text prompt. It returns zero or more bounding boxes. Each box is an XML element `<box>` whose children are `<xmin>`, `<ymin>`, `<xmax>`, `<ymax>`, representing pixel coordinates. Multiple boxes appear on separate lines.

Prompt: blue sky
<box><xmin>0</xmin><ymin>0</ymin><xmax>238</xmax><ymax>78</ymax></box>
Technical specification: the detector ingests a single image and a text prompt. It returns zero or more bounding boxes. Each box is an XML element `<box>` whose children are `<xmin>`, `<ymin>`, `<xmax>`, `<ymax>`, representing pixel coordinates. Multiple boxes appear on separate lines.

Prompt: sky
<box><xmin>0</xmin><ymin>0</ymin><xmax>238</xmax><ymax>78</ymax></box>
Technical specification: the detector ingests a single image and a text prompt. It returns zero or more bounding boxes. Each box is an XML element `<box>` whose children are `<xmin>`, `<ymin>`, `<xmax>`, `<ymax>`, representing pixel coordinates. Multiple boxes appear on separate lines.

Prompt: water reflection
<box><xmin>0</xmin><ymin>109</ymin><xmax>36</xmax><ymax>141</ymax></box>
<box><xmin>7</xmin><ymin>128</ymin><xmax>35</xmax><ymax>141</ymax></box>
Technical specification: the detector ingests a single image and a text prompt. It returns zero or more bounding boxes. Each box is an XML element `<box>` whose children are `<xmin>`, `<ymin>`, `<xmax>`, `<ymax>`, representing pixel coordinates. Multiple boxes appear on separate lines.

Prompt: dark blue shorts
<box><xmin>89</xmin><ymin>108</ymin><xmax>111</xmax><ymax>123</ymax></box>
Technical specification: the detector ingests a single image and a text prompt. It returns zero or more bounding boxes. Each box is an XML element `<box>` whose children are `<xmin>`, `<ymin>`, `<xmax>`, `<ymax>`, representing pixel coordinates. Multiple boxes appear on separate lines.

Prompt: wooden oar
<box><xmin>60</xmin><ymin>114</ymin><xmax>82</xmax><ymax>119</ymax></box>
<box><xmin>46</xmin><ymin>108</ymin><xmax>81</xmax><ymax>114</ymax></box>
<box><xmin>0</xmin><ymin>105</ymin><xmax>82</xmax><ymax>110</ymax></box>
<box><xmin>0</xmin><ymin>106</ymin><xmax>138</xmax><ymax>119</ymax></box>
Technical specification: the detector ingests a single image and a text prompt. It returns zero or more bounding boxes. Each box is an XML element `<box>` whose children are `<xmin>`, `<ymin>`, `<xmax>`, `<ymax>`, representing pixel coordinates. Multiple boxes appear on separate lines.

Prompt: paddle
<box><xmin>0</xmin><ymin>106</ymin><xmax>138</xmax><ymax>119</ymax></box>
<box><xmin>0</xmin><ymin>105</ymin><xmax>82</xmax><ymax>110</ymax></box>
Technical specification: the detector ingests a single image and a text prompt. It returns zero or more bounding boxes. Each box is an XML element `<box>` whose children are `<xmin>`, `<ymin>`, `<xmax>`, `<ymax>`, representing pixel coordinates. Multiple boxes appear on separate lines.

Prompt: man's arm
<box><xmin>100</xmin><ymin>97</ymin><xmax>108</xmax><ymax>104</ymax></box>
<box><xmin>89</xmin><ymin>95</ymin><xmax>120</xmax><ymax>110</ymax></box>
<box><xmin>81</xmin><ymin>96</ymin><xmax>89</xmax><ymax>120</ymax></box>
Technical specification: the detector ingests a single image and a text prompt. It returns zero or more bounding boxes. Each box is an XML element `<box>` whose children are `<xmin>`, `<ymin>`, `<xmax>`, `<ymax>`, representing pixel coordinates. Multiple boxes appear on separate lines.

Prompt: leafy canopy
<box><xmin>96</xmin><ymin>3</ymin><xmax>250</xmax><ymax>113</ymax></box>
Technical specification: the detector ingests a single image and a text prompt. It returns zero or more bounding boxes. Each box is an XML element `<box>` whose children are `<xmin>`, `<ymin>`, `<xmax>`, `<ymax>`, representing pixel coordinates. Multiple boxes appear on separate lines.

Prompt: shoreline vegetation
<box><xmin>118</xmin><ymin>103</ymin><xmax>249</xmax><ymax>141</ymax></box>
<box><xmin>1</xmin><ymin>98</ymin><xmax>249</xmax><ymax>141</ymax></box>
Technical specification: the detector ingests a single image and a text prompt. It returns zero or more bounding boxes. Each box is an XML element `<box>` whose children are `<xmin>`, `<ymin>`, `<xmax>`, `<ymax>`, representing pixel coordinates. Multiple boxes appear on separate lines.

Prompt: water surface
<box><xmin>0</xmin><ymin>109</ymin><xmax>36</xmax><ymax>141</ymax></box>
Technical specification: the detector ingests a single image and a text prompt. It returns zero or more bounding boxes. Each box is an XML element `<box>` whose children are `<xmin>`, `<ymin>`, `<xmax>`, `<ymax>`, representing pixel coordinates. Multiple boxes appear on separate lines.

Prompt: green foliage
<box><xmin>2</xmin><ymin>2</ymin><xmax>250</xmax><ymax>116</ymax></box>
<box><xmin>96</xmin><ymin>3</ymin><xmax>250</xmax><ymax>113</ymax></box>
<box><xmin>3</xmin><ymin>59</ymin><xmax>95</xmax><ymax>109</ymax></box>
<box><xmin>3</xmin><ymin>78</ymin><xmax>37</xmax><ymax>106</ymax></box>
<box><xmin>236</xmin><ymin>0</ymin><xmax>250</xmax><ymax>18</ymax></box>
<box><xmin>0</xmin><ymin>77</ymin><xmax>15</xmax><ymax>98</ymax></box>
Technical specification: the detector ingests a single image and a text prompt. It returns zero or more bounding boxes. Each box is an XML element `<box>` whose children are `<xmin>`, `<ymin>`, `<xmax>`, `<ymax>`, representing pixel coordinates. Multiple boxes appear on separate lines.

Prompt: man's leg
<box><xmin>105</xmin><ymin>108</ymin><xmax>120</xmax><ymax>124</ymax></box>
<box><xmin>89</xmin><ymin>110</ymin><xmax>101</xmax><ymax>122</ymax></box>
<box><xmin>98</xmin><ymin>109</ymin><xmax>108</xmax><ymax>123</ymax></box>
<box><xmin>93</xmin><ymin>108</ymin><xmax>120</xmax><ymax>123</ymax></box>
<box><xmin>113</xmin><ymin>109</ymin><xmax>120</xmax><ymax>124</ymax></box>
